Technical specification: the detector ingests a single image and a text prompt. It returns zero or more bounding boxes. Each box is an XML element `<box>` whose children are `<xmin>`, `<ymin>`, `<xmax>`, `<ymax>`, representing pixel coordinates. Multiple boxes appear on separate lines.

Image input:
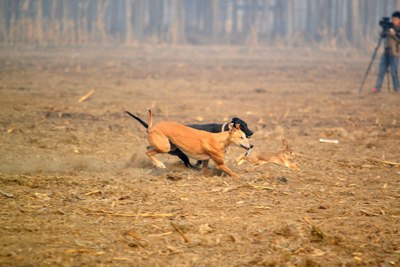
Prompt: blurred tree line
<box><xmin>1</xmin><ymin>0</ymin><xmax>400</xmax><ymax>48</ymax></box>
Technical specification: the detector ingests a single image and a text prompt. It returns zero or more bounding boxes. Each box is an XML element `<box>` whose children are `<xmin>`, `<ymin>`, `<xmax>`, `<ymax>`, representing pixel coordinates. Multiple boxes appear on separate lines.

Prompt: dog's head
<box><xmin>229</xmin><ymin>123</ymin><xmax>253</xmax><ymax>150</ymax></box>
<box><xmin>231</xmin><ymin>117</ymin><xmax>253</xmax><ymax>138</ymax></box>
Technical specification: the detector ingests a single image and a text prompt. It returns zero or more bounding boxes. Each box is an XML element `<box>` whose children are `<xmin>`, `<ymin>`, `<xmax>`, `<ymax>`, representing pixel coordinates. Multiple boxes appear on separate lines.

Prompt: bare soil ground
<box><xmin>0</xmin><ymin>45</ymin><xmax>399</xmax><ymax>267</ymax></box>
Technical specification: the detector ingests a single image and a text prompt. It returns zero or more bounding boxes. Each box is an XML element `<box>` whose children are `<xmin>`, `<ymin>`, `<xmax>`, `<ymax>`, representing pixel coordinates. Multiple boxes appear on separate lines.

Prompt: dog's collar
<box><xmin>221</xmin><ymin>122</ymin><xmax>228</xmax><ymax>132</ymax></box>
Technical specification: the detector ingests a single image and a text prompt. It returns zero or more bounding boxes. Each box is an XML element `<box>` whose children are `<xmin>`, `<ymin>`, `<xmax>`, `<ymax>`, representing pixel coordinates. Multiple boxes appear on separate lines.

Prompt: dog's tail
<box><xmin>147</xmin><ymin>108</ymin><xmax>153</xmax><ymax>128</ymax></box>
<box><xmin>125</xmin><ymin>111</ymin><xmax>149</xmax><ymax>129</ymax></box>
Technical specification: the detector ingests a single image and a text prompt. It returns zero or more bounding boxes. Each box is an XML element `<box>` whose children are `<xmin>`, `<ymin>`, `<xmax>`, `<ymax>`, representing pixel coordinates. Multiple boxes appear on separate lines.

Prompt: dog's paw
<box><xmin>235</xmin><ymin>159</ymin><xmax>245</xmax><ymax>166</ymax></box>
<box><xmin>154</xmin><ymin>162</ymin><xmax>166</xmax><ymax>169</ymax></box>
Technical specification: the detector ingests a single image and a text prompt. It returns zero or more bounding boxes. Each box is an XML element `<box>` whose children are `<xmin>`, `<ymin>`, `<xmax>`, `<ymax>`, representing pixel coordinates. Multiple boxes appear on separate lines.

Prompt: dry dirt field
<box><xmin>0</xmin><ymin>45</ymin><xmax>399</xmax><ymax>266</ymax></box>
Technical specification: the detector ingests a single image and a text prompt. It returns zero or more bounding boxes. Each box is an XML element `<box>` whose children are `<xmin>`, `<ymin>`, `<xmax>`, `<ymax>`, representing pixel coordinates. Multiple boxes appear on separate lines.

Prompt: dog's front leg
<box><xmin>211</xmin><ymin>156</ymin><xmax>239</xmax><ymax>178</ymax></box>
<box><xmin>217</xmin><ymin>163</ymin><xmax>239</xmax><ymax>178</ymax></box>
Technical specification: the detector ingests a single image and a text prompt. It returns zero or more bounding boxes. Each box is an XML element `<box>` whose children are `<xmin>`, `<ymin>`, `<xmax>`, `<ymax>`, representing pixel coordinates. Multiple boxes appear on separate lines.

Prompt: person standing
<box><xmin>374</xmin><ymin>11</ymin><xmax>400</xmax><ymax>93</ymax></box>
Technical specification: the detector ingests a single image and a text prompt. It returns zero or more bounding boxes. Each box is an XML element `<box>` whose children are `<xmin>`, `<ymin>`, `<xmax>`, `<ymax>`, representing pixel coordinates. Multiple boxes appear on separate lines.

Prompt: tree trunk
<box><xmin>36</xmin><ymin>0</ymin><xmax>43</xmax><ymax>44</ymax></box>
<box><xmin>348</xmin><ymin>0</ymin><xmax>362</xmax><ymax>47</ymax></box>
<box><xmin>286</xmin><ymin>0</ymin><xmax>293</xmax><ymax>43</ymax></box>
<box><xmin>133</xmin><ymin>0</ymin><xmax>144</xmax><ymax>42</ymax></box>
<box><xmin>125</xmin><ymin>0</ymin><xmax>132</xmax><ymax>44</ymax></box>
<box><xmin>232</xmin><ymin>0</ymin><xmax>238</xmax><ymax>36</ymax></box>
<box><xmin>212</xmin><ymin>0</ymin><xmax>219</xmax><ymax>42</ymax></box>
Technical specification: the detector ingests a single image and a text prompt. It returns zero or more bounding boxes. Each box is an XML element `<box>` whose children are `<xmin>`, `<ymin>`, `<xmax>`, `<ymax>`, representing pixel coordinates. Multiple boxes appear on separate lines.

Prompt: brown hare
<box><xmin>235</xmin><ymin>138</ymin><xmax>300</xmax><ymax>171</ymax></box>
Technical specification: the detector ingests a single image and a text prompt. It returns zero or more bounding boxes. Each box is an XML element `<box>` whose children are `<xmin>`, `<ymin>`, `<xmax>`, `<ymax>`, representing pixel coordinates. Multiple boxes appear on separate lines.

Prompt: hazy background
<box><xmin>1</xmin><ymin>0</ymin><xmax>400</xmax><ymax>49</ymax></box>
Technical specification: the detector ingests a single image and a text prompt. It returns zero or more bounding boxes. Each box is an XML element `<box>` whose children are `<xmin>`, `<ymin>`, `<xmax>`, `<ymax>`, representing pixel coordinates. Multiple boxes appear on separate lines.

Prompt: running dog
<box><xmin>133</xmin><ymin>109</ymin><xmax>253</xmax><ymax>178</ymax></box>
<box><xmin>126</xmin><ymin>111</ymin><xmax>253</xmax><ymax>168</ymax></box>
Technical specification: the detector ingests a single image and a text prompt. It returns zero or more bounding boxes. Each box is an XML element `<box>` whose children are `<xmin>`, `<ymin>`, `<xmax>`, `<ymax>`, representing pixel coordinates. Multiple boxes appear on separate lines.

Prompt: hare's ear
<box><xmin>235</xmin><ymin>123</ymin><xmax>240</xmax><ymax>130</ymax></box>
<box><xmin>282</xmin><ymin>138</ymin><xmax>288</xmax><ymax>148</ymax></box>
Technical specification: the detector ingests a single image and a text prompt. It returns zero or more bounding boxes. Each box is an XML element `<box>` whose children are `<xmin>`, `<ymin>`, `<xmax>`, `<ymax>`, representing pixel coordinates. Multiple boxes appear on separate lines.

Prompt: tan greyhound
<box><xmin>143</xmin><ymin>109</ymin><xmax>253</xmax><ymax>178</ymax></box>
<box><xmin>235</xmin><ymin>138</ymin><xmax>300</xmax><ymax>170</ymax></box>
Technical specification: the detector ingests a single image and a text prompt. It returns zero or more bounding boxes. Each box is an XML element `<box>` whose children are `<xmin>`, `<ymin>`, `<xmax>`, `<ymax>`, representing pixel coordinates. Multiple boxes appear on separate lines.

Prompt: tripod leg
<box><xmin>386</xmin><ymin>52</ymin><xmax>392</xmax><ymax>93</ymax></box>
<box><xmin>387</xmin><ymin>68</ymin><xmax>391</xmax><ymax>92</ymax></box>
<box><xmin>359</xmin><ymin>37</ymin><xmax>383</xmax><ymax>93</ymax></box>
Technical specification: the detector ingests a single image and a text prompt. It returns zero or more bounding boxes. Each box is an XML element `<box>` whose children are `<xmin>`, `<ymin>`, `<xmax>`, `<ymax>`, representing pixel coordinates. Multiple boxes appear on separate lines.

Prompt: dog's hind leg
<box><xmin>177</xmin><ymin>153</ymin><xmax>194</xmax><ymax>168</ymax></box>
<box><xmin>146</xmin><ymin>148</ymin><xmax>167</xmax><ymax>169</ymax></box>
<box><xmin>201</xmin><ymin>160</ymin><xmax>211</xmax><ymax>176</ymax></box>
<box><xmin>194</xmin><ymin>160</ymin><xmax>202</xmax><ymax>167</ymax></box>
<box><xmin>173</xmin><ymin>150</ymin><xmax>194</xmax><ymax>168</ymax></box>
<box><xmin>168</xmin><ymin>148</ymin><xmax>194</xmax><ymax>168</ymax></box>
<box><xmin>146</xmin><ymin>130</ymin><xmax>171</xmax><ymax>168</ymax></box>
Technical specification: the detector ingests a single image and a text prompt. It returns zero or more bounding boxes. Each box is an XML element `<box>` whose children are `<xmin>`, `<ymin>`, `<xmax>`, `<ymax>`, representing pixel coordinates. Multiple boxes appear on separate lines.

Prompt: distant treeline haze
<box><xmin>1</xmin><ymin>0</ymin><xmax>400</xmax><ymax>48</ymax></box>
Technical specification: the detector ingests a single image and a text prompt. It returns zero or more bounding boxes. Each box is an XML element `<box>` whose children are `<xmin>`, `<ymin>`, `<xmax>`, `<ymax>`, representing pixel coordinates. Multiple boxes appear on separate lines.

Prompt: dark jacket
<box><xmin>383</xmin><ymin>26</ymin><xmax>400</xmax><ymax>56</ymax></box>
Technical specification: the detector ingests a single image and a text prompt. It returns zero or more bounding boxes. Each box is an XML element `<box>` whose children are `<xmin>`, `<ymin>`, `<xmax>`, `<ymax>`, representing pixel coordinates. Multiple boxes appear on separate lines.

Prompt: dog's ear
<box><xmin>229</xmin><ymin>122</ymin><xmax>240</xmax><ymax>132</ymax></box>
<box><xmin>228</xmin><ymin>122</ymin><xmax>234</xmax><ymax>132</ymax></box>
<box><xmin>228</xmin><ymin>122</ymin><xmax>238</xmax><ymax>133</ymax></box>
<box><xmin>231</xmin><ymin>117</ymin><xmax>239</xmax><ymax>123</ymax></box>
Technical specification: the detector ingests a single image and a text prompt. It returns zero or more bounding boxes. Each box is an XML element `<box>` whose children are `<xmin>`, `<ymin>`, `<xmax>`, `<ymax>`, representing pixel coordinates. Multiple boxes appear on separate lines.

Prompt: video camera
<box><xmin>379</xmin><ymin>17</ymin><xmax>394</xmax><ymax>34</ymax></box>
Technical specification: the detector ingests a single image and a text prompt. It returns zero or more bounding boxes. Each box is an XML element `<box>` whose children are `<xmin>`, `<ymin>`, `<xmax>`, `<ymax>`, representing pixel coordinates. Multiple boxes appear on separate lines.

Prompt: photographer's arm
<box><xmin>391</xmin><ymin>34</ymin><xmax>400</xmax><ymax>43</ymax></box>
<box><xmin>389</xmin><ymin>28</ymin><xmax>400</xmax><ymax>43</ymax></box>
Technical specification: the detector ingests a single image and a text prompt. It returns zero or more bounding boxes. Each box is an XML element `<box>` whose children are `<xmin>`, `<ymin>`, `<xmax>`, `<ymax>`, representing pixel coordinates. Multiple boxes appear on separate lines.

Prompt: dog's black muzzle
<box><xmin>241</xmin><ymin>143</ymin><xmax>254</xmax><ymax>150</ymax></box>
<box><xmin>243</xmin><ymin>130</ymin><xmax>253</xmax><ymax>138</ymax></box>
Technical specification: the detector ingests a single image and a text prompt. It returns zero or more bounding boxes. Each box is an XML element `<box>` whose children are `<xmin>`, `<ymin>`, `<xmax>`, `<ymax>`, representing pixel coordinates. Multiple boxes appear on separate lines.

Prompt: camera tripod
<box><xmin>359</xmin><ymin>36</ymin><xmax>392</xmax><ymax>93</ymax></box>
